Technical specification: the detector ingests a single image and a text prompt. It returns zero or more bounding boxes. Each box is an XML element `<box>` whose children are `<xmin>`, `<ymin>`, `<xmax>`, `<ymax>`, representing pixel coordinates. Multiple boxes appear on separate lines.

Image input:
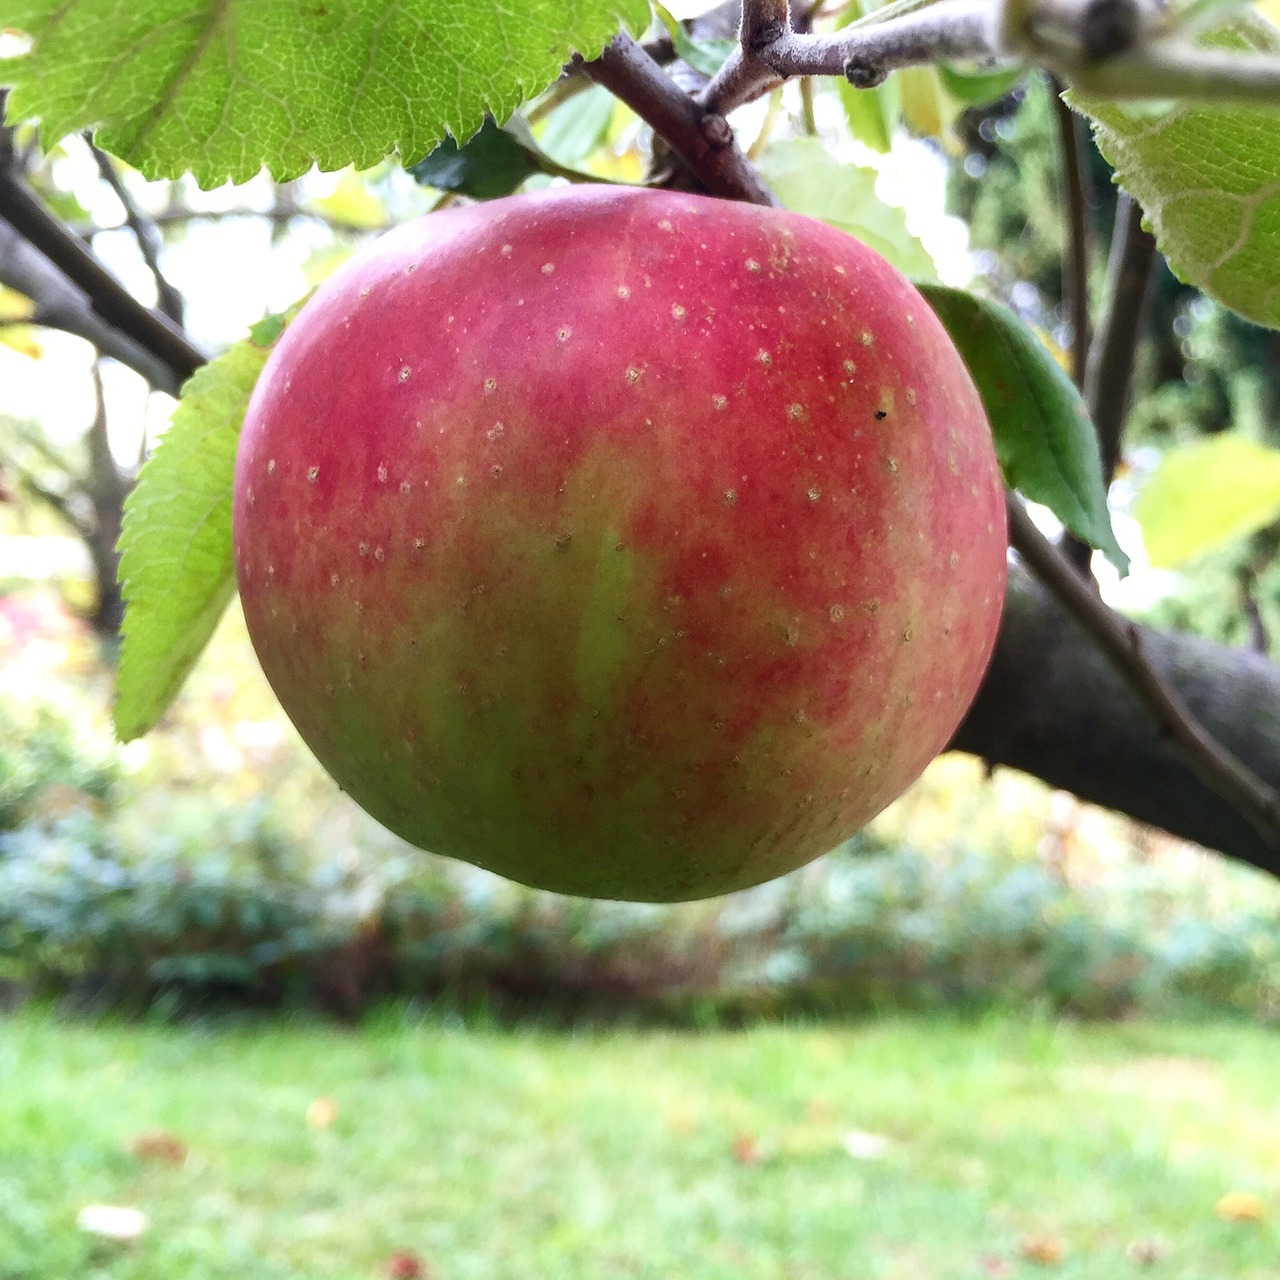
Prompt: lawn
<box><xmin>1</xmin><ymin>1010</ymin><xmax>1278</xmax><ymax>1279</ymax></box>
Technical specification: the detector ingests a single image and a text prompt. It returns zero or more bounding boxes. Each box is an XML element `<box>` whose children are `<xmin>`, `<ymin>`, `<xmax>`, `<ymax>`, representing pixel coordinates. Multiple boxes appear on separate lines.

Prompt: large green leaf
<box><xmin>917</xmin><ymin>284</ymin><xmax>1129</xmax><ymax>572</ymax></box>
<box><xmin>1135</xmin><ymin>434</ymin><xmax>1280</xmax><ymax>567</ymax></box>
<box><xmin>1</xmin><ymin>0</ymin><xmax>648</xmax><ymax>186</ymax></box>
<box><xmin>755</xmin><ymin>138</ymin><xmax>935</xmax><ymax>279</ymax></box>
<box><xmin>114</xmin><ymin>311</ymin><xmax>293</xmax><ymax>741</ymax></box>
<box><xmin>1071</xmin><ymin>11</ymin><xmax>1280</xmax><ymax>331</ymax></box>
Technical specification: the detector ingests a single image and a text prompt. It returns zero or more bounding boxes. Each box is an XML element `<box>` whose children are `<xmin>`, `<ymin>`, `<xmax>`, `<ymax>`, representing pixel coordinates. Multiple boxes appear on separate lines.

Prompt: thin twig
<box><xmin>1239</xmin><ymin>565</ymin><xmax>1270</xmax><ymax>655</ymax></box>
<box><xmin>1049</xmin><ymin>74</ymin><xmax>1096</xmax><ymax>574</ymax></box>
<box><xmin>0</xmin><ymin>167</ymin><xmax>205</xmax><ymax>384</ymax></box>
<box><xmin>1048</xmin><ymin>78</ymin><xmax>1090</xmax><ymax>389</ymax></box>
<box><xmin>1007</xmin><ymin>492</ymin><xmax>1280</xmax><ymax>853</ymax></box>
<box><xmin>145</xmin><ymin>206</ymin><xmax>380</xmax><ymax>234</ymax></box>
<box><xmin>703</xmin><ymin>0</ymin><xmax>1280</xmax><ymax>112</ymax></box>
<box><xmin>0</xmin><ymin>218</ymin><xmax>184</xmax><ymax>392</ymax></box>
<box><xmin>1084</xmin><ymin>191</ymin><xmax>1157</xmax><ymax>483</ymax></box>
<box><xmin>86</xmin><ymin>137</ymin><xmax>185</xmax><ymax>326</ymax></box>
<box><xmin>581</xmin><ymin>35</ymin><xmax>778</xmax><ymax>206</ymax></box>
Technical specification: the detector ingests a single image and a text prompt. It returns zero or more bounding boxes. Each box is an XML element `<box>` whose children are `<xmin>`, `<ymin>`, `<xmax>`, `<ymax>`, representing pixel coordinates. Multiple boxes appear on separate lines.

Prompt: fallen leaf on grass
<box><xmin>306</xmin><ymin>1097</ymin><xmax>338</xmax><ymax>1129</ymax></box>
<box><xmin>731</xmin><ymin>1133</ymin><xmax>763</xmax><ymax>1165</ymax></box>
<box><xmin>128</xmin><ymin>1130</ymin><xmax>188</xmax><ymax>1164</ymax></box>
<box><xmin>1216</xmin><ymin>1191</ymin><xmax>1266</xmax><ymax>1222</ymax></box>
<box><xmin>841</xmin><ymin>1129</ymin><xmax>890</xmax><ymax>1160</ymax></box>
<box><xmin>384</xmin><ymin>1251</ymin><xmax>430</xmax><ymax>1278</ymax></box>
<box><xmin>1017</xmin><ymin>1233</ymin><xmax>1067</xmax><ymax>1266</ymax></box>
<box><xmin>77</xmin><ymin>1205</ymin><xmax>148</xmax><ymax>1241</ymax></box>
<box><xmin>1126</xmin><ymin>1238</ymin><xmax>1165</xmax><ymax>1266</ymax></box>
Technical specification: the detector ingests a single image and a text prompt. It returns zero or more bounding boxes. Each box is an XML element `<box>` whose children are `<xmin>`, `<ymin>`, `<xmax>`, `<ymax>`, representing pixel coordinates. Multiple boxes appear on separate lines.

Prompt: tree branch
<box><xmin>1049</xmin><ymin>79</ymin><xmax>1091</xmax><ymax>389</ymax></box>
<box><xmin>1006</xmin><ymin>492</ymin><xmax>1280</xmax><ymax>853</ymax></box>
<box><xmin>0</xmin><ymin>219</ymin><xmax>184</xmax><ymax>394</ymax></box>
<box><xmin>953</xmin><ymin>565</ymin><xmax>1280</xmax><ymax>877</ymax></box>
<box><xmin>86</xmin><ymin>138</ymin><xmax>185</xmax><ymax>326</ymax></box>
<box><xmin>1049</xmin><ymin>76</ymin><xmax>1096</xmax><ymax>574</ymax></box>
<box><xmin>1083</xmin><ymin>191</ymin><xmax>1156</xmax><ymax>484</ymax></box>
<box><xmin>582</xmin><ymin>34</ymin><xmax>778</xmax><ymax>206</ymax></box>
<box><xmin>703</xmin><ymin>0</ymin><xmax>1280</xmax><ymax>113</ymax></box>
<box><xmin>0</xmin><ymin>166</ymin><xmax>204</xmax><ymax>386</ymax></box>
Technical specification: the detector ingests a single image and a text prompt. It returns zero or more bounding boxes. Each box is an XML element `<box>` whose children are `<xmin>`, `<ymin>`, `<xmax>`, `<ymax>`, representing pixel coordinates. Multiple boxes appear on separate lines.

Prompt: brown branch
<box><xmin>0</xmin><ymin>166</ymin><xmax>205</xmax><ymax>385</ymax></box>
<box><xmin>0</xmin><ymin>219</ymin><xmax>184</xmax><ymax>393</ymax></box>
<box><xmin>86</xmin><ymin>138</ymin><xmax>185</xmax><ymax>326</ymax></box>
<box><xmin>953</xmin><ymin>566</ymin><xmax>1280</xmax><ymax>877</ymax></box>
<box><xmin>1049</xmin><ymin>76</ymin><xmax>1097</xmax><ymax>574</ymax></box>
<box><xmin>1083</xmin><ymin>191</ymin><xmax>1156</xmax><ymax>483</ymax></box>
<box><xmin>705</xmin><ymin>0</ymin><xmax>996</xmax><ymax>113</ymax></box>
<box><xmin>1239</xmin><ymin>564</ymin><xmax>1270</xmax><ymax>655</ymax></box>
<box><xmin>581</xmin><ymin>35</ymin><xmax>778</xmax><ymax>207</ymax></box>
<box><xmin>1049</xmin><ymin>79</ymin><xmax>1091</xmax><ymax>388</ymax></box>
<box><xmin>1006</xmin><ymin>491</ymin><xmax>1280</xmax><ymax>854</ymax></box>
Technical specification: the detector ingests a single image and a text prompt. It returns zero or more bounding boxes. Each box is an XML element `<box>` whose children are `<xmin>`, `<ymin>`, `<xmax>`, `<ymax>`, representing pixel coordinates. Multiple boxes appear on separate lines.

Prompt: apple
<box><xmin>233</xmin><ymin>185</ymin><xmax>1006</xmax><ymax>901</ymax></box>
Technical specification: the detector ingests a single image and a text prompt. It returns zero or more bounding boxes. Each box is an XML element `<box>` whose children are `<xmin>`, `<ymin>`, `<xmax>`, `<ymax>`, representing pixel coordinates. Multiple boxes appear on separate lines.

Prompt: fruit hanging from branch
<box><xmin>233</xmin><ymin>185</ymin><xmax>1007</xmax><ymax>901</ymax></box>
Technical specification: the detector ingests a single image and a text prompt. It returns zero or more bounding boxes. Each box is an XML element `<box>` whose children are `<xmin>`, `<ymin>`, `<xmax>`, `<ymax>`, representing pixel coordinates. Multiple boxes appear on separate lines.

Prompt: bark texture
<box><xmin>952</xmin><ymin>567</ymin><xmax>1280</xmax><ymax>878</ymax></box>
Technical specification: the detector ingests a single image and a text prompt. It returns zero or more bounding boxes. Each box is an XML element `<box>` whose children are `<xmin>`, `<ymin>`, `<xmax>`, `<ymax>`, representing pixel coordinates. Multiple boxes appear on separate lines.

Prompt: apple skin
<box><xmin>233</xmin><ymin>185</ymin><xmax>1006</xmax><ymax>902</ymax></box>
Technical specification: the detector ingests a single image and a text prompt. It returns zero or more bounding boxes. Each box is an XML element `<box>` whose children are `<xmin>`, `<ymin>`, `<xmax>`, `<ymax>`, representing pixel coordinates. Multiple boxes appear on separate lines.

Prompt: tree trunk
<box><xmin>952</xmin><ymin>567</ymin><xmax>1280</xmax><ymax>879</ymax></box>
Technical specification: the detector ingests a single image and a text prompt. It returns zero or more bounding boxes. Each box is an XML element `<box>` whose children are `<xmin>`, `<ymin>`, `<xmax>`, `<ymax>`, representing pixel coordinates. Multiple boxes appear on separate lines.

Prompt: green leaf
<box><xmin>1</xmin><ymin>0</ymin><xmax>649</xmax><ymax>186</ymax></box>
<box><xmin>755</xmin><ymin>138</ymin><xmax>936</xmax><ymax>279</ymax></box>
<box><xmin>410</xmin><ymin>114</ymin><xmax>613</xmax><ymax>198</ymax></box>
<box><xmin>917</xmin><ymin>283</ymin><xmax>1130</xmax><ymax>573</ymax></box>
<box><xmin>1135</xmin><ymin>434</ymin><xmax>1280</xmax><ymax>567</ymax></box>
<box><xmin>409</xmin><ymin>117</ymin><xmax>544</xmax><ymax>200</ymax></box>
<box><xmin>936</xmin><ymin>62</ymin><xmax>1024</xmax><ymax>106</ymax></box>
<box><xmin>1069</xmin><ymin>12</ymin><xmax>1280</xmax><ymax>330</ymax></box>
<box><xmin>836</xmin><ymin>0</ymin><xmax>899</xmax><ymax>151</ymax></box>
<box><xmin>652</xmin><ymin>3</ymin><xmax>737</xmax><ymax>77</ymax></box>
<box><xmin>537</xmin><ymin>84</ymin><xmax>617</xmax><ymax>166</ymax></box>
<box><xmin>114</xmin><ymin>309</ymin><xmax>295</xmax><ymax>740</ymax></box>
<box><xmin>897</xmin><ymin>66</ymin><xmax>957</xmax><ymax>137</ymax></box>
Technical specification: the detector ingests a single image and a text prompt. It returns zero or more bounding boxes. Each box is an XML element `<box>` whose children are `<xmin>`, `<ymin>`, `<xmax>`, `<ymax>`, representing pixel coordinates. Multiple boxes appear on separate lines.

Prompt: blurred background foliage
<box><xmin>4</xmin><ymin>592</ymin><xmax>1280</xmax><ymax>1023</ymax></box>
<box><xmin>4</xmin><ymin>15</ymin><xmax>1280</xmax><ymax>1023</ymax></box>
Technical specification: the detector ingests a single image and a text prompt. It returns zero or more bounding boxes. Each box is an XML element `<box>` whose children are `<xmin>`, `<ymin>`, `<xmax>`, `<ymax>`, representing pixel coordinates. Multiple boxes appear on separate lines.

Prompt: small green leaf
<box><xmin>1069</xmin><ymin>11</ymin><xmax>1280</xmax><ymax>331</ymax></box>
<box><xmin>918</xmin><ymin>283</ymin><xmax>1129</xmax><ymax>573</ymax></box>
<box><xmin>537</xmin><ymin>84</ymin><xmax>617</xmax><ymax>166</ymax></box>
<box><xmin>837</xmin><ymin>0</ymin><xmax>900</xmax><ymax>151</ymax></box>
<box><xmin>755</xmin><ymin>138</ymin><xmax>935</xmax><ymax>279</ymax></box>
<box><xmin>410</xmin><ymin>115</ymin><xmax>612</xmax><ymax>197</ymax></box>
<box><xmin>114</xmin><ymin>308</ymin><xmax>295</xmax><ymax>740</ymax></box>
<box><xmin>248</xmin><ymin>314</ymin><xmax>286</xmax><ymax>346</ymax></box>
<box><xmin>652</xmin><ymin>3</ymin><xmax>737</xmax><ymax>77</ymax></box>
<box><xmin>936</xmin><ymin>62</ymin><xmax>1024</xmax><ymax>106</ymax></box>
<box><xmin>409</xmin><ymin>117</ymin><xmax>544</xmax><ymax>200</ymax></box>
<box><xmin>1135</xmin><ymin>435</ymin><xmax>1280</xmax><ymax>567</ymax></box>
<box><xmin>1</xmin><ymin>0</ymin><xmax>649</xmax><ymax>186</ymax></box>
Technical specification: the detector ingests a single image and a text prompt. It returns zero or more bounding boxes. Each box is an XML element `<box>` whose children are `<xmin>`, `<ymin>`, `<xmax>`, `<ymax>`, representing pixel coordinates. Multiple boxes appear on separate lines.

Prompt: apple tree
<box><xmin>2</xmin><ymin>0</ymin><xmax>1280</xmax><ymax>894</ymax></box>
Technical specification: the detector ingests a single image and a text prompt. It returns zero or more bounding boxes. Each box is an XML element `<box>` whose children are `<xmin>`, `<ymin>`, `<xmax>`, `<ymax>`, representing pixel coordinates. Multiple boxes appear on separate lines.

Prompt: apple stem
<box><xmin>582</xmin><ymin>36</ymin><xmax>779</xmax><ymax>207</ymax></box>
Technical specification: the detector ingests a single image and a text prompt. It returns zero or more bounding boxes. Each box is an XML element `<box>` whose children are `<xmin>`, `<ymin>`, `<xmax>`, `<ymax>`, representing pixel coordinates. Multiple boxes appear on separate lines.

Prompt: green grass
<box><xmin>2</xmin><ymin>1010</ymin><xmax>1279</xmax><ymax>1278</ymax></box>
